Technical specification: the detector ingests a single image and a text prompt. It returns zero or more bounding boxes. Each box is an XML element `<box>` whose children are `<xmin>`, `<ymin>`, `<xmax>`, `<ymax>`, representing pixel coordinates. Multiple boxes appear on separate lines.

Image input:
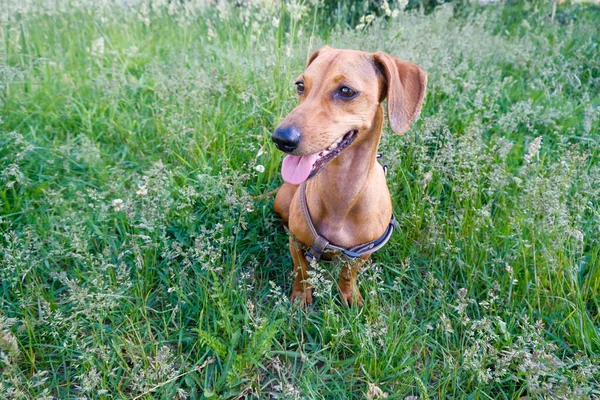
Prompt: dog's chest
<box><xmin>289</xmin><ymin>199</ymin><xmax>386</xmax><ymax>250</ymax></box>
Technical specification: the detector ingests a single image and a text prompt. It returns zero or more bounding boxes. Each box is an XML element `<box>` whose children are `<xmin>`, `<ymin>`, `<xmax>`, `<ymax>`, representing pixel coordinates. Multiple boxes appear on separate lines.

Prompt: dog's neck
<box><xmin>309</xmin><ymin>106</ymin><xmax>384</xmax><ymax>220</ymax></box>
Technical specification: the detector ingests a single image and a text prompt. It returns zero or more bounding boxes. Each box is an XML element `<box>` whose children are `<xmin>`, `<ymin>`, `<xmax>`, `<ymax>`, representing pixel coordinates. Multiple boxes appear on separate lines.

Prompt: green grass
<box><xmin>1</xmin><ymin>1</ymin><xmax>599</xmax><ymax>398</ymax></box>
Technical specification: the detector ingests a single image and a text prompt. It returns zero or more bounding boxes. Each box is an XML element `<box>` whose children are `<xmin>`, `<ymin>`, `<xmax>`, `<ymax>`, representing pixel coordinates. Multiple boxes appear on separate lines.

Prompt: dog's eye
<box><xmin>338</xmin><ymin>86</ymin><xmax>357</xmax><ymax>99</ymax></box>
<box><xmin>295</xmin><ymin>82</ymin><xmax>305</xmax><ymax>95</ymax></box>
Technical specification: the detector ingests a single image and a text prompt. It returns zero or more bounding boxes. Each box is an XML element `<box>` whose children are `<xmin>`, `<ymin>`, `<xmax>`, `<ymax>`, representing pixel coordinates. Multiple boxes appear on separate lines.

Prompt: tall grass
<box><xmin>1</xmin><ymin>0</ymin><xmax>599</xmax><ymax>398</ymax></box>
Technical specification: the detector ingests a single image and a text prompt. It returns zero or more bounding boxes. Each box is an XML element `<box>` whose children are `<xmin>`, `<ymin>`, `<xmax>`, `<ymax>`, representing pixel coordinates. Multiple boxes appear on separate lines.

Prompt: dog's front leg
<box><xmin>337</xmin><ymin>255</ymin><xmax>369</xmax><ymax>307</ymax></box>
<box><xmin>289</xmin><ymin>237</ymin><xmax>314</xmax><ymax>307</ymax></box>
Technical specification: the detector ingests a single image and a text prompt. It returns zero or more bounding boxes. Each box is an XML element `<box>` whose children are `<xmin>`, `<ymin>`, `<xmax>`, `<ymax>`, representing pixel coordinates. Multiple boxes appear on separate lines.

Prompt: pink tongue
<box><xmin>281</xmin><ymin>154</ymin><xmax>320</xmax><ymax>185</ymax></box>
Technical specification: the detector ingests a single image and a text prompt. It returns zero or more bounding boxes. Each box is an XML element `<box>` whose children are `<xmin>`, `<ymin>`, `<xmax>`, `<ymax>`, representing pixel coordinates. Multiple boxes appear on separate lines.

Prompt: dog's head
<box><xmin>273</xmin><ymin>46</ymin><xmax>427</xmax><ymax>185</ymax></box>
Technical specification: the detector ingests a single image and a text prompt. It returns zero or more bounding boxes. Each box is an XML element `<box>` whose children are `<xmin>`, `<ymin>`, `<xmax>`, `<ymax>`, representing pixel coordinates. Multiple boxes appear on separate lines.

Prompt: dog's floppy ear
<box><xmin>373</xmin><ymin>52</ymin><xmax>427</xmax><ymax>135</ymax></box>
<box><xmin>306</xmin><ymin>46</ymin><xmax>332</xmax><ymax>67</ymax></box>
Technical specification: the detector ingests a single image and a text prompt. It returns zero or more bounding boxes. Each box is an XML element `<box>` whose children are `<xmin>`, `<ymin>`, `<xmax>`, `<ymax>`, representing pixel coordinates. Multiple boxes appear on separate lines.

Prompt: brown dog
<box><xmin>272</xmin><ymin>46</ymin><xmax>427</xmax><ymax>307</ymax></box>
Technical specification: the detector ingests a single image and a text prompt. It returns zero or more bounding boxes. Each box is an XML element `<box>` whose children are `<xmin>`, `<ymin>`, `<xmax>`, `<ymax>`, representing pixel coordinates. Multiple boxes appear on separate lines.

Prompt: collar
<box><xmin>299</xmin><ymin>178</ymin><xmax>397</xmax><ymax>263</ymax></box>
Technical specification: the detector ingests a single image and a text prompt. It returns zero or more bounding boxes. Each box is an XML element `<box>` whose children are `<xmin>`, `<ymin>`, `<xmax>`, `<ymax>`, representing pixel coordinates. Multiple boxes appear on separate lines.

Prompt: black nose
<box><xmin>272</xmin><ymin>126</ymin><xmax>301</xmax><ymax>153</ymax></box>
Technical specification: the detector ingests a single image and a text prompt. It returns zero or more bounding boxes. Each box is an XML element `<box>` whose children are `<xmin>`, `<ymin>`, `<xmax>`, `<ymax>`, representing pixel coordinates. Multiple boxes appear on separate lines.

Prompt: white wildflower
<box><xmin>569</xmin><ymin>229</ymin><xmax>584</xmax><ymax>243</ymax></box>
<box><xmin>366</xmin><ymin>383</ymin><xmax>388</xmax><ymax>399</ymax></box>
<box><xmin>90</xmin><ymin>37</ymin><xmax>104</xmax><ymax>57</ymax></box>
<box><xmin>283</xmin><ymin>383</ymin><xmax>301</xmax><ymax>398</ymax></box>
<box><xmin>391</xmin><ymin>9</ymin><xmax>400</xmax><ymax>18</ymax></box>
<box><xmin>423</xmin><ymin>171</ymin><xmax>433</xmax><ymax>186</ymax></box>
<box><xmin>246</xmin><ymin>299</ymin><xmax>255</xmax><ymax>316</ymax></box>
<box><xmin>332</xmin><ymin>328</ymin><xmax>350</xmax><ymax>338</ymax></box>
<box><xmin>124</xmin><ymin>45</ymin><xmax>139</xmax><ymax>57</ymax></box>
<box><xmin>355</xmin><ymin>23</ymin><xmax>365</xmax><ymax>30</ymax></box>
<box><xmin>381</xmin><ymin>1</ymin><xmax>391</xmax><ymax>16</ymax></box>
<box><xmin>79</xmin><ymin>367</ymin><xmax>101</xmax><ymax>393</ymax></box>
<box><xmin>0</xmin><ymin>319</ymin><xmax>20</xmax><ymax>358</ymax></box>
<box><xmin>439</xmin><ymin>313</ymin><xmax>454</xmax><ymax>334</ymax></box>
<box><xmin>112</xmin><ymin>198</ymin><xmax>124</xmax><ymax>211</ymax></box>
<box><xmin>207</xmin><ymin>27</ymin><xmax>216</xmax><ymax>41</ymax></box>
<box><xmin>254</xmin><ymin>164</ymin><xmax>265</xmax><ymax>173</ymax></box>
<box><xmin>365</xmin><ymin>14</ymin><xmax>375</xmax><ymax>23</ymax></box>
<box><xmin>136</xmin><ymin>185</ymin><xmax>148</xmax><ymax>196</ymax></box>
<box><xmin>582</xmin><ymin>102</ymin><xmax>597</xmax><ymax>134</ymax></box>
<box><xmin>524</xmin><ymin>136</ymin><xmax>542</xmax><ymax>163</ymax></box>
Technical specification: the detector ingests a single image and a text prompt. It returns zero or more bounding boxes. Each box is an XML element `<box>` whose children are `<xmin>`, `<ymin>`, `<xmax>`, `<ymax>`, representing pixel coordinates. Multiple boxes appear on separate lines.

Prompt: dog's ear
<box><xmin>373</xmin><ymin>52</ymin><xmax>427</xmax><ymax>135</ymax></box>
<box><xmin>306</xmin><ymin>46</ymin><xmax>332</xmax><ymax>67</ymax></box>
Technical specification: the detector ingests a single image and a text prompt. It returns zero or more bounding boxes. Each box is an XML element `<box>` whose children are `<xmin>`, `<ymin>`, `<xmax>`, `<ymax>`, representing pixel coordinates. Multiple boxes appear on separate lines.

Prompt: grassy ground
<box><xmin>1</xmin><ymin>0</ymin><xmax>600</xmax><ymax>398</ymax></box>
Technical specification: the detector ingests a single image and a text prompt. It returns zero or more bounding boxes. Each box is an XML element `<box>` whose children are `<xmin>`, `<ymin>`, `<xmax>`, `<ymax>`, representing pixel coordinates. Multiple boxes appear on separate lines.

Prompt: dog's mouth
<box><xmin>281</xmin><ymin>130</ymin><xmax>358</xmax><ymax>185</ymax></box>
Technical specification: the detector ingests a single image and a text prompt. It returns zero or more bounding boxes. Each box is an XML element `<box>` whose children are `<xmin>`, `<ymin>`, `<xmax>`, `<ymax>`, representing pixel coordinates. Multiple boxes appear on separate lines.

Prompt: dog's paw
<box><xmin>290</xmin><ymin>288</ymin><xmax>314</xmax><ymax>308</ymax></box>
<box><xmin>339</xmin><ymin>288</ymin><xmax>364</xmax><ymax>308</ymax></box>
